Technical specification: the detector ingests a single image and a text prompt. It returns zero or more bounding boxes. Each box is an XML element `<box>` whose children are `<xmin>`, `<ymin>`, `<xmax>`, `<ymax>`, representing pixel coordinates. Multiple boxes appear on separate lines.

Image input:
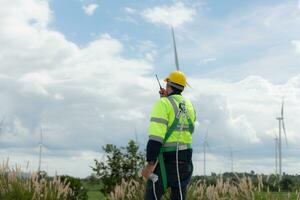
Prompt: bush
<box><xmin>92</xmin><ymin>140</ymin><xmax>145</xmax><ymax>194</ymax></box>
<box><xmin>59</xmin><ymin>175</ymin><xmax>88</xmax><ymax>200</ymax></box>
<box><xmin>280</xmin><ymin>176</ymin><xmax>295</xmax><ymax>192</ymax></box>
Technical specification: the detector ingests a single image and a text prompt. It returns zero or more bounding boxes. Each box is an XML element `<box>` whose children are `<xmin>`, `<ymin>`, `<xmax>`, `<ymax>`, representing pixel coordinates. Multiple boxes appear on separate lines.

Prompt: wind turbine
<box><xmin>203</xmin><ymin>128</ymin><xmax>210</xmax><ymax>176</ymax></box>
<box><xmin>276</xmin><ymin>99</ymin><xmax>288</xmax><ymax>180</ymax></box>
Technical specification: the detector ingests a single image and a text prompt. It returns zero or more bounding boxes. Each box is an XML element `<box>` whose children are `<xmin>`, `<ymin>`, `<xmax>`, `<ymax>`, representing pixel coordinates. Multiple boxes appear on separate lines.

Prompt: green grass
<box><xmin>87</xmin><ymin>190</ymin><xmax>103</xmax><ymax>200</ymax></box>
<box><xmin>256</xmin><ymin>192</ymin><xmax>298</xmax><ymax>200</ymax></box>
<box><xmin>82</xmin><ymin>182</ymin><xmax>104</xmax><ymax>200</ymax></box>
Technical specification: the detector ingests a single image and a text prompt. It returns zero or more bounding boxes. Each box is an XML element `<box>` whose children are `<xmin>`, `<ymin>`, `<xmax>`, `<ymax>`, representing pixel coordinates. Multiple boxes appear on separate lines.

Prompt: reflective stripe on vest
<box><xmin>150</xmin><ymin>117</ymin><xmax>168</xmax><ymax>126</ymax></box>
<box><xmin>149</xmin><ymin>135</ymin><xmax>164</xmax><ymax>143</ymax></box>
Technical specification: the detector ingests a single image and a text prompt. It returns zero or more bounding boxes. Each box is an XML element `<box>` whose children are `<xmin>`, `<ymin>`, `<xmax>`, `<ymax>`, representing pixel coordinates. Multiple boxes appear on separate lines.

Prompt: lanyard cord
<box><xmin>149</xmin><ymin>173</ymin><xmax>159</xmax><ymax>200</ymax></box>
<box><xmin>152</xmin><ymin>180</ymin><xmax>158</xmax><ymax>200</ymax></box>
<box><xmin>176</xmin><ymin>111</ymin><xmax>186</xmax><ymax>200</ymax></box>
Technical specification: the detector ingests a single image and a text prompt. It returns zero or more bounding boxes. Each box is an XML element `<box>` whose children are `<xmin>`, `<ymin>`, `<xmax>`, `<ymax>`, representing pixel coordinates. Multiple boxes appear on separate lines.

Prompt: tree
<box><xmin>91</xmin><ymin>140</ymin><xmax>145</xmax><ymax>194</ymax></box>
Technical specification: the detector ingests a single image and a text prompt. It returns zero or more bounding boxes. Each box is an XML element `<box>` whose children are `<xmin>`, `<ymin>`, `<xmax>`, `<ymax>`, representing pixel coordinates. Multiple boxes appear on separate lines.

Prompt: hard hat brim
<box><xmin>165</xmin><ymin>77</ymin><xmax>191</xmax><ymax>88</ymax></box>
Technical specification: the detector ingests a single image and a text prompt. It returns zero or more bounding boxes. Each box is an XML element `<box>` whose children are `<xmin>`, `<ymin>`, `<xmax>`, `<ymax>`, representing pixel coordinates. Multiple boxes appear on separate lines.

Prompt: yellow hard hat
<box><xmin>164</xmin><ymin>70</ymin><xmax>187</xmax><ymax>87</ymax></box>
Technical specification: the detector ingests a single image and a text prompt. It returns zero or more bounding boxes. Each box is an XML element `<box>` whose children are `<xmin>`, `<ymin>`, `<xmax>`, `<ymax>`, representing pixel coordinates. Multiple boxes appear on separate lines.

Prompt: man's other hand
<box><xmin>141</xmin><ymin>163</ymin><xmax>157</xmax><ymax>179</ymax></box>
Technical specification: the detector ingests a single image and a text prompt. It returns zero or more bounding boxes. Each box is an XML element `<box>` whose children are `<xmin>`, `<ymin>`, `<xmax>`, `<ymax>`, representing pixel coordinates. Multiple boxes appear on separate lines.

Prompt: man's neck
<box><xmin>168</xmin><ymin>91</ymin><xmax>182</xmax><ymax>96</ymax></box>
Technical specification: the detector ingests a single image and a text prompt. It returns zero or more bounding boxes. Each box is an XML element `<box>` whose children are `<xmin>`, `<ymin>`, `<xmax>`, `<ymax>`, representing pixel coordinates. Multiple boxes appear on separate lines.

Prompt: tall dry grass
<box><xmin>109</xmin><ymin>175</ymin><xmax>300</xmax><ymax>200</ymax></box>
<box><xmin>0</xmin><ymin>159</ymin><xmax>73</xmax><ymax>200</ymax></box>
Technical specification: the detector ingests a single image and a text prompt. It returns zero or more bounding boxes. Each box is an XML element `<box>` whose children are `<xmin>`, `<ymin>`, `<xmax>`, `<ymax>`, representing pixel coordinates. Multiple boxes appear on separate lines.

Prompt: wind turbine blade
<box><xmin>171</xmin><ymin>27</ymin><xmax>180</xmax><ymax>71</ymax></box>
<box><xmin>282</xmin><ymin>119</ymin><xmax>288</xmax><ymax>147</ymax></box>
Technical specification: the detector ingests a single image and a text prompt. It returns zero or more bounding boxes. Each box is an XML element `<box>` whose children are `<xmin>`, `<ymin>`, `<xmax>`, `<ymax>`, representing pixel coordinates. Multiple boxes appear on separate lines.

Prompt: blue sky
<box><xmin>1</xmin><ymin>0</ymin><xmax>300</xmax><ymax>177</ymax></box>
<box><xmin>48</xmin><ymin>0</ymin><xmax>300</xmax><ymax>82</ymax></box>
<box><xmin>49</xmin><ymin>0</ymin><xmax>282</xmax><ymax>44</ymax></box>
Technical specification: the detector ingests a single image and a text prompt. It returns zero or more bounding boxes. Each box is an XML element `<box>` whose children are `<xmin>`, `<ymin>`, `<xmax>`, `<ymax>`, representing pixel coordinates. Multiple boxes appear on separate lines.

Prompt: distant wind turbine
<box><xmin>276</xmin><ymin>99</ymin><xmax>288</xmax><ymax>180</ymax></box>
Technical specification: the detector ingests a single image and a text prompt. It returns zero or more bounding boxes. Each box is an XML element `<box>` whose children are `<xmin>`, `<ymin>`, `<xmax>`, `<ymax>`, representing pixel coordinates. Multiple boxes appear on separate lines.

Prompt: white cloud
<box><xmin>201</xmin><ymin>57</ymin><xmax>216</xmax><ymax>64</ymax></box>
<box><xmin>291</xmin><ymin>40</ymin><xmax>300</xmax><ymax>54</ymax></box>
<box><xmin>0</xmin><ymin>0</ymin><xmax>51</xmax><ymax>29</ymax></box>
<box><xmin>142</xmin><ymin>2</ymin><xmax>195</xmax><ymax>27</ymax></box>
<box><xmin>133</xmin><ymin>40</ymin><xmax>157</xmax><ymax>62</ymax></box>
<box><xmin>188</xmin><ymin>74</ymin><xmax>300</xmax><ymax>157</ymax></box>
<box><xmin>124</xmin><ymin>6</ymin><xmax>136</xmax><ymax>14</ymax></box>
<box><xmin>82</xmin><ymin>3</ymin><xmax>99</xmax><ymax>16</ymax></box>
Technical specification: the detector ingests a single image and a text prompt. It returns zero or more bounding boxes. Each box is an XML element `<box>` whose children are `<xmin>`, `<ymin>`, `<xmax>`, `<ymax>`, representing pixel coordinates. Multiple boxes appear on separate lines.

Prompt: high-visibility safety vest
<box><xmin>148</xmin><ymin>94</ymin><xmax>196</xmax><ymax>191</ymax></box>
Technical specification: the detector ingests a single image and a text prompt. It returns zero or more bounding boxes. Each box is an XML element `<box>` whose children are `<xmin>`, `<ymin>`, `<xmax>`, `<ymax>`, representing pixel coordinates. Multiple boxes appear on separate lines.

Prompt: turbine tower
<box><xmin>38</xmin><ymin>126</ymin><xmax>43</xmax><ymax>173</ymax></box>
<box><xmin>134</xmin><ymin>127</ymin><xmax>139</xmax><ymax>145</ymax></box>
<box><xmin>203</xmin><ymin>129</ymin><xmax>210</xmax><ymax>176</ymax></box>
<box><xmin>274</xmin><ymin>131</ymin><xmax>278</xmax><ymax>175</ymax></box>
<box><xmin>276</xmin><ymin>99</ymin><xmax>288</xmax><ymax>180</ymax></box>
<box><xmin>0</xmin><ymin>115</ymin><xmax>6</xmax><ymax>134</ymax></box>
<box><xmin>229</xmin><ymin>146</ymin><xmax>234</xmax><ymax>173</ymax></box>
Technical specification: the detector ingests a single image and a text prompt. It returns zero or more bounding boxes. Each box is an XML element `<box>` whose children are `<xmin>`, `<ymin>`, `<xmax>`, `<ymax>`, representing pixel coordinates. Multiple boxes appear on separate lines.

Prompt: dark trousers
<box><xmin>144</xmin><ymin>161</ymin><xmax>193</xmax><ymax>200</ymax></box>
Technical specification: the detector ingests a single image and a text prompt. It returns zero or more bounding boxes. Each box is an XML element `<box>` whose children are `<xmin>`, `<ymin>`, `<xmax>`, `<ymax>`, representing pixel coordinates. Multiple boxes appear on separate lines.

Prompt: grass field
<box><xmin>79</xmin><ymin>180</ymin><xmax>300</xmax><ymax>200</ymax></box>
<box><xmin>80</xmin><ymin>175</ymin><xmax>300</xmax><ymax>200</ymax></box>
<box><xmin>82</xmin><ymin>182</ymin><xmax>104</xmax><ymax>200</ymax></box>
<box><xmin>257</xmin><ymin>192</ymin><xmax>298</xmax><ymax>199</ymax></box>
<box><xmin>87</xmin><ymin>190</ymin><xmax>102</xmax><ymax>200</ymax></box>
<box><xmin>107</xmin><ymin>178</ymin><xmax>300</xmax><ymax>200</ymax></box>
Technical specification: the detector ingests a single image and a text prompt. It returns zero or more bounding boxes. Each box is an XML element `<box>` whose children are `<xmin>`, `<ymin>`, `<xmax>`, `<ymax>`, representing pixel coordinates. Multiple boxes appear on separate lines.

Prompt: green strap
<box><xmin>159</xmin><ymin>115</ymin><xmax>179</xmax><ymax>192</ymax></box>
<box><xmin>187</xmin><ymin>117</ymin><xmax>194</xmax><ymax>133</ymax></box>
<box><xmin>158</xmin><ymin>153</ymin><xmax>167</xmax><ymax>191</ymax></box>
